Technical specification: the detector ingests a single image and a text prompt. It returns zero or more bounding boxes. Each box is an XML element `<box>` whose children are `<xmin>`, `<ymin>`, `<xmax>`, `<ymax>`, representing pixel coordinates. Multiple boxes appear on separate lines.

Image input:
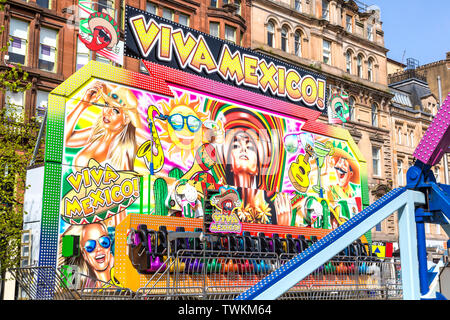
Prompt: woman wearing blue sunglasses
<box><xmin>60</xmin><ymin>222</ymin><xmax>117</xmax><ymax>288</ymax></box>
<box><xmin>80</xmin><ymin>222</ymin><xmax>114</xmax><ymax>286</ymax></box>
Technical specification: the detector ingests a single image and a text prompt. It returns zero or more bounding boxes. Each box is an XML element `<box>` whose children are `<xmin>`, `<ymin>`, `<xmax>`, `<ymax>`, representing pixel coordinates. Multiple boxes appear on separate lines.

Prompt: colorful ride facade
<box><xmin>38</xmin><ymin>5</ymin><xmax>372</xmax><ymax>293</ymax></box>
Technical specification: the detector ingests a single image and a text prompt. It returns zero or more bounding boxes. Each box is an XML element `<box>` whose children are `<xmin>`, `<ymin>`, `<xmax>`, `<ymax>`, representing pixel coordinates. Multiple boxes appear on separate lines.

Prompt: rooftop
<box><xmin>388</xmin><ymin>68</ymin><xmax>428</xmax><ymax>85</ymax></box>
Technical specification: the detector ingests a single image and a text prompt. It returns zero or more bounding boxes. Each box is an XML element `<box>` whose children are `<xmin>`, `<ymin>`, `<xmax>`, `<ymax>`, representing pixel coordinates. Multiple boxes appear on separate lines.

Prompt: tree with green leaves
<box><xmin>0</xmin><ymin>0</ymin><xmax>42</xmax><ymax>277</ymax></box>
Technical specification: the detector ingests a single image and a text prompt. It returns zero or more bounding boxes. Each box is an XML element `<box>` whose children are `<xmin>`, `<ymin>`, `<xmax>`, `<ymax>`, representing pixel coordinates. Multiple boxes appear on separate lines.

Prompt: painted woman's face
<box><xmin>102</xmin><ymin>104</ymin><xmax>127</xmax><ymax>132</ymax></box>
<box><xmin>81</xmin><ymin>223</ymin><xmax>112</xmax><ymax>273</ymax></box>
<box><xmin>230</xmin><ymin>132</ymin><xmax>258</xmax><ymax>175</ymax></box>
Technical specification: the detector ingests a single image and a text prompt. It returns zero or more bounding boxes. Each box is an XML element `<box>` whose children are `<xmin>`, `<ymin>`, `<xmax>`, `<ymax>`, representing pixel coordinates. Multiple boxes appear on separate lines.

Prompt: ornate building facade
<box><xmin>386</xmin><ymin>62</ymin><xmax>449</xmax><ymax>259</ymax></box>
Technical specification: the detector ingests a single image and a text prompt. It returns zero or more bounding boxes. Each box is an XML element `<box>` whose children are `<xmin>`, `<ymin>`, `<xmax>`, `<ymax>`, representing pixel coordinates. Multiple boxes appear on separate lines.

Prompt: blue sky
<box><xmin>368</xmin><ymin>0</ymin><xmax>450</xmax><ymax>66</ymax></box>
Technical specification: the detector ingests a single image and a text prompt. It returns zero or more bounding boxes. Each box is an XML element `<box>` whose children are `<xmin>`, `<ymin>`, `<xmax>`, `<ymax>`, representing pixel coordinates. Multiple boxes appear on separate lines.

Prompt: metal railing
<box><xmin>8</xmin><ymin>266</ymin><xmax>134</xmax><ymax>300</ymax></box>
<box><xmin>278</xmin><ymin>254</ymin><xmax>402</xmax><ymax>300</ymax></box>
<box><xmin>133</xmin><ymin>251</ymin><xmax>402</xmax><ymax>300</ymax></box>
<box><xmin>8</xmin><ymin>266</ymin><xmax>80</xmax><ymax>300</ymax></box>
<box><xmin>388</xmin><ymin>68</ymin><xmax>427</xmax><ymax>84</ymax></box>
<box><xmin>9</xmin><ymin>254</ymin><xmax>402</xmax><ymax>300</ymax></box>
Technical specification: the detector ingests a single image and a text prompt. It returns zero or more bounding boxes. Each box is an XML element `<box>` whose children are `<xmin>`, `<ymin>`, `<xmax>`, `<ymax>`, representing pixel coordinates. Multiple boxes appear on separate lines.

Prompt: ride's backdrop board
<box><xmin>39</xmin><ymin>5</ymin><xmax>370</xmax><ymax>288</ymax></box>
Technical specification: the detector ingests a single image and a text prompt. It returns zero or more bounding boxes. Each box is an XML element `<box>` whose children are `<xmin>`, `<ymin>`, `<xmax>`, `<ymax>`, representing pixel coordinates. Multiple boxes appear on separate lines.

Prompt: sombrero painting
<box><xmin>210</xmin><ymin>187</ymin><xmax>241</xmax><ymax>213</ymax></box>
<box><xmin>79</xmin><ymin>10</ymin><xmax>120</xmax><ymax>52</ymax></box>
<box><xmin>204</xmin><ymin>100</ymin><xmax>287</xmax><ymax>194</ymax></box>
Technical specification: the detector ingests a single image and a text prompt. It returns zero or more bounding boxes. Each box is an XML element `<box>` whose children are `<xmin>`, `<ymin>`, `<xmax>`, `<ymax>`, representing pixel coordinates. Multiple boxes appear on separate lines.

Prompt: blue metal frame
<box><xmin>236</xmin><ymin>163</ymin><xmax>449</xmax><ymax>300</ymax></box>
<box><xmin>406</xmin><ymin>161</ymin><xmax>450</xmax><ymax>299</ymax></box>
<box><xmin>236</xmin><ymin>97</ymin><xmax>450</xmax><ymax>300</ymax></box>
<box><xmin>236</xmin><ymin>188</ymin><xmax>426</xmax><ymax>300</ymax></box>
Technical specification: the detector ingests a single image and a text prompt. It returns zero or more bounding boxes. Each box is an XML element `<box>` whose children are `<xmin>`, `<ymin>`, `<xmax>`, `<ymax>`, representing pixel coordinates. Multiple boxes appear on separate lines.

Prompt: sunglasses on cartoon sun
<box><xmin>84</xmin><ymin>235</ymin><xmax>111</xmax><ymax>253</ymax></box>
<box><xmin>167</xmin><ymin>113</ymin><xmax>202</xmax><ymax>133</ymax></box>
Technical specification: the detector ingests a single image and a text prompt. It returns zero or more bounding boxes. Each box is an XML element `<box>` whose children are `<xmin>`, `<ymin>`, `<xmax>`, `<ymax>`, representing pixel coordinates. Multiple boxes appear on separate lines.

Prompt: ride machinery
<box><xmin>237</xmin><ymin>94</ymin><xmax>450</xmax><ymax>300</ymax></box>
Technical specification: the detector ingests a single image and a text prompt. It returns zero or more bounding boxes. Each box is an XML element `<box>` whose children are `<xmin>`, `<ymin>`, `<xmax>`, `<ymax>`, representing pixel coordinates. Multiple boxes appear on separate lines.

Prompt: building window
<box><xmin>434</xmin><ymin>167</ymin><xmax>440</xmax><ymax>183</ymax></box>
<box><xmin>2</xmin><ymin>162</ymin><xmax>14</xmax><ymax>209</ymax></box>
<box><xmin>367</xmin><ymin>24</ymin><xmax>373</xmax><ymax>41</ymax></box>
<box><xmin>375</xmin><ymin>222</ymin><xmax>382</xmax><ymax>232</ymax></box>
<box><xmin>36</xmin><ymin>90</ymin><xmax>49</xmax><ymax>122</ymax></box>
<box><xmin>281</xmin><ymin>27</ymin><xmax>288</xmax><ymax>52</ymax></box>
<box><xmin>323</xmin><ymin>39</ymin><xmax>331</xmax><ymax>65</ymax></box>
<box><xmin>20</xmin><ymin>230</ymin><xmax>31</xmax><ymax>267</ymax></box>
<box><xmin>346</xmin><ymin>50</ymin><xmax>352</xmax><ymax>74</ymax></box>
<box><xmin>210</xmin><ymin>0</ymin><xmax>217</xmax><ymax>7</ymax></box>
<box><xmin>371</xmin><ymin>103</ymin><xmax>378</xmax><ymax>127</ymax></box>
<box><xmin>372</xmin><ymin>146</ymin><xmax>381</xmax><ymax>176</ymax></box>
<box><xmin>8</xmin><ymin>18</ymin><xmax>29</xmax><ymax>65</ymax></box>
<box><xmin>294</xmin><ymin>31</ymin><xmax>302</xmax><ymax>57</ymax></box>
<box><xmin>209</xmin><ymin>21</ymin><xmax>220</xmax><ymax>37</ymax></box>
<box><xmin>397</xmin><ymin>160</ymin><xmax>404</xmax><ymax>186</ymax></box>
<box><xmin>179</xmin><ymin>13</ymin><xmax>189</xmax><ymax>26</ymax></box>
<box><xmin>223</xmin><ymin>0</ymin><xmax>229</xmax><ymax>5</ymax></box>
<box><xmin>95</xmin><ymin>52</ymin><xmax>111</xmax><ymax>65</ymax></box>
<box><xmin>346</xmin><ymin>15</ymin><xmax>352</xmax><ymax>32</ymax></box>
<box><xmin>146</xmin><ymin>2</ymin><xmax>157</xmax><ymax>14</ymax></box>
<box><xmin>397</xmin><ymin>128</ymin><xmax>402</xmax><ymax>144</ymax></box>
<box><xmin>97</xmin><ymin>0</ymin><xmax>115</xmax><ymax>19</ymax></box>
<box><xmin>162</xmin><ymin>7</ymin><xmax>174</xmax><ymax>21</ymax></box>
<box><xmin>357</xmin><ymin>54</ymin><xmax>363</xmax><ymax>78</ymax></box>
<box><xmin>78</xmin><ymin>1</ymin><xmax>94</xmax><ymax>21</ymax></box>
<box><xmin>225</xmin><ymin>25</ymin><xmax>236</xmax><ymax>44</ymax></box>
<box><xmin>368</xmin><ymin>58</ymin><xmax>374</xmax><ymax>81</ymax></box>
<box><xmin>322</xmin><ymin>0</ymin><xmax>329</xmax><ymax>20</ymax></box>
<box><xmin>267</xmin><ymin>22</ymin><xmax>275</xmax><ymax>47</ymax></box>
<box><xmin>294</xmin><ymin>0</ymin><xmax>301</xmax><ymax>12</ymax></box>
<box><xmin>76</xmin><ymin>36</ymin><xmax>90</xmax><ymax>70</ymax></box>
<box><xmin>5</xmin><ymin>90</ymin><xmax>24</xmax><ymax>122</ymax></box>
<box><xmin>235</xmin><ymin>0</ymin><xmax>241</xmax><ymax>15</ymax></box>
<box><xmin>36</xmin><ymin>0</ymin><xmax>50</xmax><ymax>9</ymax></box>
<box><xmin>39</xmin><ymin>27</ymin><xmax>58</xmax><ymax>72</ymax></box>
<box><xmin>348</xmin><ymin>96</ymin><xmax>355</xmax><ymax>121</ymax></box>
<box><xmin>409</xmin><ymin>131</ymin><xmax>414</xmax><ymax>147</ymax></box>
<box><xmin>139</xmin><ymin>60</ymin><xmax>149</xmax><ymax>74</ymax></box>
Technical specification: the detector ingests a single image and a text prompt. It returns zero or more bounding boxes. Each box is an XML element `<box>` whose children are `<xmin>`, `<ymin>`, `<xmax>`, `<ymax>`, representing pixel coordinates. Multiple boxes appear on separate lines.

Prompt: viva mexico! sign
<box><xmin>124</xmin><ymin>5</ymin><xmax>327</xmax><ymax>113</ymax></box>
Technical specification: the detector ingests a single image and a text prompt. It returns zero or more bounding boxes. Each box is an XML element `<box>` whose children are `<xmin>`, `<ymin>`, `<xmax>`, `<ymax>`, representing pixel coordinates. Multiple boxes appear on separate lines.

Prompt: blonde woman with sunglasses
<box><xmin>65</xmin><ymin>81</ymin><xmax>141</xmax><ymax>171</ymax></box>
<box><xmin>59</xmin><ymin>222</ymin><xmax>119</xmax><ymax>288</ymax></box>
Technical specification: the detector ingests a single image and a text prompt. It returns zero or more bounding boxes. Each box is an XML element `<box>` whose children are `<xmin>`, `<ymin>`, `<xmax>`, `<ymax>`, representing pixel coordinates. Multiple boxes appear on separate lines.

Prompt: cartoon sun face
<box><xmin>159</xmin><ymin>93</ymin><xmax>210</xmax><ymax>162</ymax></box>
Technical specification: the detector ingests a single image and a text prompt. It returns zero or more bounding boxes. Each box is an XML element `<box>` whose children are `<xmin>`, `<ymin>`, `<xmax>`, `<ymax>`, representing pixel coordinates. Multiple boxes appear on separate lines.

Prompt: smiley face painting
<box><xmin>158</xmin><ymin>93</ymin><xmax>210</xmax><ymax>163</ymax></box>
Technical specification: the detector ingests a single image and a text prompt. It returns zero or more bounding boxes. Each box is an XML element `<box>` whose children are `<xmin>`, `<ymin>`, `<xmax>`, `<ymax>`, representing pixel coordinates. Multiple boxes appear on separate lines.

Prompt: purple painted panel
<box><xmin>413</xmin><ymin>93</ymin><xmax>450</xmax><ymax>165</ymax></box>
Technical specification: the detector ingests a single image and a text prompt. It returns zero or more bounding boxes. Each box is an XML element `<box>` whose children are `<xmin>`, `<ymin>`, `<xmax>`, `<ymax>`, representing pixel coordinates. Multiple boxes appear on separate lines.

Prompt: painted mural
<box><xmin>78</xmin><ymin>0</ymin><xmax>124</xmax><ymax>65</ymax></box>
<box><xmin>145</xmin><ymin>86</ymin><xmax>363</xmax><ymax>228</ymax></box>
<box><xmin>57</xmin><ymin>75</ymin><xmax>363</xmax><ymax>287</ymax></box>
<box><xmin>58</xmin><ymin>78</ymin><xmax>150</xmax><ymax>287</ymax></box>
